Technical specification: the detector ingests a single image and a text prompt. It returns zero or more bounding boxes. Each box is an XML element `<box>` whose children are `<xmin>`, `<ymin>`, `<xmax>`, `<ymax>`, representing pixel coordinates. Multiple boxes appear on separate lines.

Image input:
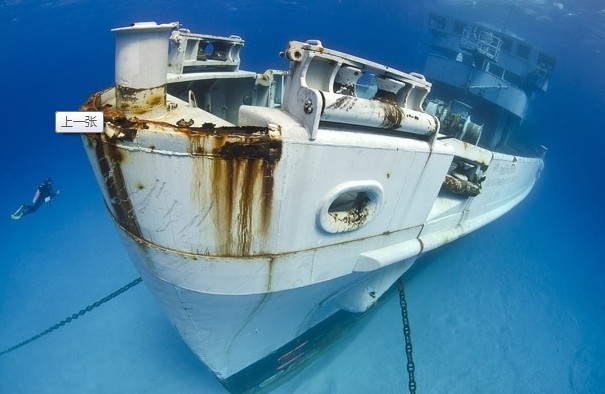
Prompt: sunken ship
<box><xmin>81</xmin><ymin>13</ymin><xmax>553</xmax><ymax>392</ymax></box>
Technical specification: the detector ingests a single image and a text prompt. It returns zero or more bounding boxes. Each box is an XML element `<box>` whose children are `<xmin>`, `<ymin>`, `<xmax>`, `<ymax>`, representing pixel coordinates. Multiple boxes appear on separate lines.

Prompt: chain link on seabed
<box><xmin>397</xmin><ymin>277</ymin><xmax>417</xmax><ymax>394</ymax></box>
<box><xmin>4</xmin><ymin>274</ymin><xmax>419</xmax><ymax>392</ymax></box>
<box><xmin>0</xmin><ymin>277</ymin><xmax>142</xmax><ymax>357</ymax></box>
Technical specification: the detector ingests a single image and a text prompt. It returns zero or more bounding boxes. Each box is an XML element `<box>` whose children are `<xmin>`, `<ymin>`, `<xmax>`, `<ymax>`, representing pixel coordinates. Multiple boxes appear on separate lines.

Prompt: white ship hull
<box><xmin>81</xmin><ymin>18</ymin><xmax>549</xmax><ymax>392</ymax></box>
<box><xmin>123</xmin><ymin>235</ymin><xmax>414</xmax><ymax>389</ymax></box>
<box><xmin>83</xmin><ymin>111</ymin><xmax>541</xmax><ymax>390</ymax></box>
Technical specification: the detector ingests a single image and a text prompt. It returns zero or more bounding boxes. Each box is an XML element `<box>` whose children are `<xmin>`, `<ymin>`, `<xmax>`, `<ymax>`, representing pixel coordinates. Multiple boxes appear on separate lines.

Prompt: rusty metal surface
<box><xmin>442</xmin><ymin>174</ymin><xmax>481</xmax><ymax>196</ymax></box>
<box><xmin>83</xmin><ymin>133</ymin><xmax>141</xmax><ymax>237</ymax></box>
<box><xmin>321</xmin><ymin>93</ymin><xmax>438</xmax><ymax>135</ymax></box>
<box><xmin>115</xmin><ymin>84</ymin><xmax>167</xmax><ymax>117</ymax></box>
<box><xmin>381</xmin><ymin>102</ymin><xmax>405</xmax><ymax>129</ymax></box>
<box><xmin>206</xmin><ymin>138</ymin><xmax>277</xmax><ymax>255</ymax></box>
<box><xmin>328</xmin><ymin>196</ymin><xmax>370</xmax><ymax>231</ymax></box>
<box><xmin>81</xmin><ymin>91</ymin><xmax>282</xmax><ymax>257</ymax></box>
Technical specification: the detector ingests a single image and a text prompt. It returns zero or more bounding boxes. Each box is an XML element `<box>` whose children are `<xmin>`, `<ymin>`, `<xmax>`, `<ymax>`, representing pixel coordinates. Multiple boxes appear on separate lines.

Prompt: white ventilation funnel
<box><xmin>112</xmin><ymin>22</ymin><xmax>177</xmax><ymax>119</ymax></box>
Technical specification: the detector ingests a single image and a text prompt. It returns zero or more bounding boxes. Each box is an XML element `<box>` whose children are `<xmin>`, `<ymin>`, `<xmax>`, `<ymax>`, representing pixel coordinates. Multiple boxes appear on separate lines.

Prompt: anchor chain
<box><xmin>397</xmin><ymin>277</ymin><xmax>417</xmax><ymax>394</ymax></box>
<box><xmin>0</xmin><ymin>277</ymin><xmax>142</xmax><ymax>357</ymax></box>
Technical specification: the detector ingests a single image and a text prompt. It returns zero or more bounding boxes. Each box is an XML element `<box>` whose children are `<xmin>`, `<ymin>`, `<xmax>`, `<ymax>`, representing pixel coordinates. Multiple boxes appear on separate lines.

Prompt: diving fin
<box><xmin>11</xmin><ymin>205</ymin><xmax>24</xmax><ymax>220</ymax></box>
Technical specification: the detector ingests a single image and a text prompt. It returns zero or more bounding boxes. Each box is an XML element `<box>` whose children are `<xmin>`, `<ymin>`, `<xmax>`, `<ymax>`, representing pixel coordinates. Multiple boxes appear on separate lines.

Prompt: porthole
<box><xmin>317</xmin><ymin>181</ymin><xmax>384</xmax><ymax>233</ymax></box>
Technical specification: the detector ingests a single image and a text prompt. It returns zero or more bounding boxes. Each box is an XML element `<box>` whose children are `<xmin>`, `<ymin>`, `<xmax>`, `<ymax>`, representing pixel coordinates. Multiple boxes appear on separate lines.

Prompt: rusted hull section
<box><xmin>82</xmin><ymin>111</ymin><xmax>281</xmax><ymax>257</ymax></box>
<box><xmin>115</xmin><ymin>84</ymin><xmax>167</xmax><ymax>118</ymax></box>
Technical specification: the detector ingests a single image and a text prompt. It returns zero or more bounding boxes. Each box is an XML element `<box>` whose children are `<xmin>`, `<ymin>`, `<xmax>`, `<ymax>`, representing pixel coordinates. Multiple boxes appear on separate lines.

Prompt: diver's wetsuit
<box><xmin>12</xmin><ymin>179</ymin><xmax>58</xmax><ymax>219</ymax></box>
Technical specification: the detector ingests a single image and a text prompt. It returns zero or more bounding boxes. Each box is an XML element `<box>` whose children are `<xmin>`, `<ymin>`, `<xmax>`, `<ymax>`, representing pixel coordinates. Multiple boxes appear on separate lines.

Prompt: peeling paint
<box><xmin>115</xmin><ymin>84</ymin><xmax>167</xmax><ymax>116</ymax></box>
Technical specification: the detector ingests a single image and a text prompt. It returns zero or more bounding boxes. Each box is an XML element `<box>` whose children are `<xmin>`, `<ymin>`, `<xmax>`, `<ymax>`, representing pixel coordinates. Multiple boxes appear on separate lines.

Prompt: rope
<box><xmin>397</xmin><ymin>277</ymin><xmax>417</xmax><ymax>394</ymax></box>
<box><xmin>0</xmin><ymin>277</ymin><xmax>142</xmax><ymax>357</ymax></box>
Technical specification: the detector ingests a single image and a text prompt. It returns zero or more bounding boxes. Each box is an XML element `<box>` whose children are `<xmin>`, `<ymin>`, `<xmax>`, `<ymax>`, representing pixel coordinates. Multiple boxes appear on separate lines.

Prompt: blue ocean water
<box><xmin>1</xmin><ymin>1</ymin><xmax>604</xmax><ymax>393</ymax></box>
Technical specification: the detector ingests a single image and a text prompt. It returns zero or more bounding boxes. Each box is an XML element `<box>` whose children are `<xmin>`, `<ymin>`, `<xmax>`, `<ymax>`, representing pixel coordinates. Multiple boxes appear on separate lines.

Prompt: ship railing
<box><xmin>167</xmin><ymin>28</ymin><xmax>244</xmax><ymax>74</ymax></box>
<box><xmin>281</xmin><ymin>40</ymin><xmax>439</xmax><ymax>141</ymax></box>
<box><xmin>528</xmin><ymin>64</ymin><xmax>550</xmax><ymax>92</ymax></box>
<box><xmin>460</xmin><ymin>27</ymin><xmax>502</xmax><ymax>61</ymax></box>
<box><xmin>164</xmin><ymin>28</ymin><xmax>289</xmax><ymax>123</ymax></box>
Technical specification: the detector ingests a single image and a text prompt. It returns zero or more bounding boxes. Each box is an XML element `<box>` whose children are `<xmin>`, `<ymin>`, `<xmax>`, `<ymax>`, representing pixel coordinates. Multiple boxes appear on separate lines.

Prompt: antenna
<box><xmin>502</xmin><ymin>0</ymin><xmax>519</xmax><ymax>33</ymax></box>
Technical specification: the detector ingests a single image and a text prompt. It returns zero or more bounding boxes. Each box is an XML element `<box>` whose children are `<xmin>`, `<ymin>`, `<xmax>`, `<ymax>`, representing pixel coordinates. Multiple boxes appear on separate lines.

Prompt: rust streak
<box><xmin>381</xmin><ymin>104</ymin><xmax>404</xmax><ymax>129</ymax></box>
<box><xmin>326</xmin><ymin>95</ymin><xmax>356</xmax><ymax>111</ymax></box>
<box><xmin>206</xmin><ymin>132</ymin><xmax>280</xmax><ymax>256</ymax></box>
<box><xmin>89</xmin><ymin>133</ymin><xmax>142</xmax><ymax>237</ymax></box>
<box><xmin>82</xmin><ymin>90</ymin><xmax>281</xmax><ymax>257</ymax></box>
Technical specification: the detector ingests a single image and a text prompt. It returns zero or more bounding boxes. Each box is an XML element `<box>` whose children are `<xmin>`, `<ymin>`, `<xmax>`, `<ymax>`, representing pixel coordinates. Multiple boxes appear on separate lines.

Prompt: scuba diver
<box><xmin>11</xmin><ymin>178</ymin><xmax>59</xmax><ymax>220</ymax></box>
